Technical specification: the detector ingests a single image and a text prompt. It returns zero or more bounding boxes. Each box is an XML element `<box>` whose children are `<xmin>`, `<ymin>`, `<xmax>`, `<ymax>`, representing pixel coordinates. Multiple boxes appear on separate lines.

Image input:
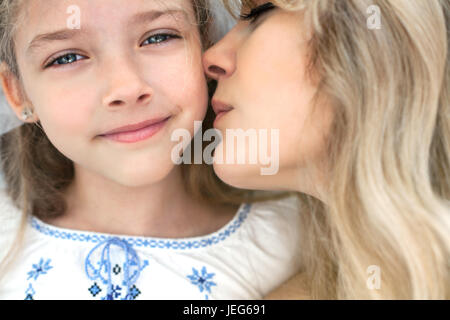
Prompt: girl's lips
<box><xmin>100</xmin><ymin>117</ymin><xmax>170</xmax><ymax>143</ymax></box>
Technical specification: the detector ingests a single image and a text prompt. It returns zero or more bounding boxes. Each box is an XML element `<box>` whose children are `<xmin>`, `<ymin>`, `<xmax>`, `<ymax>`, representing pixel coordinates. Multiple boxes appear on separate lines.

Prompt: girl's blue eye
<box><xmin>45</xmin><ymin>33</ymin><xmax>181</xmax><ymax>68</ymax></box>
<box><xmin>46</xmin><ymin>53</ymin><xmax>85</xmax><ymax>68</ymax></box>
<box><xmin>240</xmin><ymin>2</ymin><xmax>276</xmax><ymax>24</ymax></box>
<box><xmin>141</xmin><ymin>33</ymin><xmax>181</xmax><ymax>46</ymax></box>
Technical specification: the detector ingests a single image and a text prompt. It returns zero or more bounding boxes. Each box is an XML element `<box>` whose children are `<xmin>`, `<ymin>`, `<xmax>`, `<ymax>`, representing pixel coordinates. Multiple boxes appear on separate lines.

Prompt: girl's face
<box><xmin>202</xmin><ymin>2</ymin><xmax>333</xmax><ymax>193</ymax></box>
<box><xmin>9</xmin><ymin>0</ymin><xmax>208</xmax><ymax>186</ymax></box>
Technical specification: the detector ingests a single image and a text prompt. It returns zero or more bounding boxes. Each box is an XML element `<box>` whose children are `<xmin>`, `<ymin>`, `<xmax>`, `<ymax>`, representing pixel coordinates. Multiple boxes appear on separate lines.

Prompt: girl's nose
<box><xmin>102</xmin><ymin>59</ymin><xmax>153</xmax><ymax>109</ymax></box>
<box><xmin>105</xmin><ymin>90</ymin><xmax>152</xmax><ymax>108</ymax></box>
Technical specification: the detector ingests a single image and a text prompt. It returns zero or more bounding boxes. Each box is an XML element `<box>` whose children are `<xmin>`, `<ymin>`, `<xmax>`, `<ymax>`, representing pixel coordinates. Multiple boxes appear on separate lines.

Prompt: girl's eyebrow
<box><xmin>26</xmin><ymin>8</ymin><xmax>188</xmax><ymax>56</ymax></box>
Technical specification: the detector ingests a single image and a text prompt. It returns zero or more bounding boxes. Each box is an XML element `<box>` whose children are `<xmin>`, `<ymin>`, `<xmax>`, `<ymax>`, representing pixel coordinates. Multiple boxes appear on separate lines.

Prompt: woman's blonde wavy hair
<box><xmin>224</xmin><ymin>0</ymin><xmax>450</xmax><ymax>299</ymax></box>
<box><xmin>0</xmin><ymin>0</ymin><xmax>287</xmax><ymax>284</ymax></box>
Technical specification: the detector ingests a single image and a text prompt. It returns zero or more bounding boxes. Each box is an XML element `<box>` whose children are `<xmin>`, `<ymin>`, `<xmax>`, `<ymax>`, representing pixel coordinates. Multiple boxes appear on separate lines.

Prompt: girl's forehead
<box><xmin>19</xmin><ymin>0</ymin><xmax>195</xmax><ymax>29</ymax></box>
<box><xmin>17</xmin><ymin>0</ymin><xmax>196</xmax><ymax>51</ymax></box>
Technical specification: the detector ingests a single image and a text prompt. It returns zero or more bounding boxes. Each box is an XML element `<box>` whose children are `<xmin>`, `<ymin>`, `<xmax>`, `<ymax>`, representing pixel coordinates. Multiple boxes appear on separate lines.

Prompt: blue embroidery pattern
<box><xmin>26</xmin><ymin>204</ymin><xmax>252</xmax><ymax>299</ymax></box>
<box><xmin>187</xmin><ymin>266</ymin><xmax>217</xmax><ymax>300</ymax></box>
<box><xmin>85</xmin><ymin>237</ymin><xmax>149</xmax><ymax>300</ymax></box>
<box><xmin>88</xmin><ymin>282</ymin><xmax>102</xmax><ymax>297</ymax></box>
<box><xmin>25</xmin><ymin>284</ymin><xmax>35</xmax><ymax>300</ymax></box>
<box><xmin>27</xmin><ymin>258</ymin><xmax>53</xmax><ymax>281</ymax></box>
<box><xmin>29</xmin><ymin>203</ymin><xmax>252</xmax><ymax>250</ymax></box>
<box><xmin>24</xmin><ymin>258</ymin><xmax>53</xmax><ymax>300</ymax></box>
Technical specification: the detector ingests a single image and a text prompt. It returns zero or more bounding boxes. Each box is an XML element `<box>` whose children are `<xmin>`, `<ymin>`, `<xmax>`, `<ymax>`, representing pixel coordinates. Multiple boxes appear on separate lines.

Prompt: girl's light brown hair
<box><xmin>224</xmin><ymin>0</ymin><xmax>450</xmax><ymax>299</ymax></box>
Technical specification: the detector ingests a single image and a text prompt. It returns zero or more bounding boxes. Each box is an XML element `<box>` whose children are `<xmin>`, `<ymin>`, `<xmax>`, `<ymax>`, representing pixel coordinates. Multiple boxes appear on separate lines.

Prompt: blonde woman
<box><xmin>203</xmin><ymin>0</ymin><xmax>450</xmax><ymax>299</ymax></box>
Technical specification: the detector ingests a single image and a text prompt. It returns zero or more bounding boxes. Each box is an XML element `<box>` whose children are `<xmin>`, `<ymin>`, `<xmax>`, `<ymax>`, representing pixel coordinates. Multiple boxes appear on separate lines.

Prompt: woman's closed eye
<box><xmin>239</xmin><ymin>2</ymin><xmax>276</xmax><ymax>24</ymax></box>
<box><xmin>44</xmin><ymin>32</ymin><xmax>182</xmax><ymax>69</ymax></box>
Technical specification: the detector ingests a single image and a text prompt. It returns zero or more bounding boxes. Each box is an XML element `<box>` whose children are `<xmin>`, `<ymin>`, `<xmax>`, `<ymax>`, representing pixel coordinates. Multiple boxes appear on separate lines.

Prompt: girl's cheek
<box><xmin>37</xmin><ymin>91</ymin><xmax>91</xmax><ymax>133</ymax></box>
<box><xmin>162</xmin><ymin>56</ymin><xmax>207</xmax><ymax>103</ymax></box>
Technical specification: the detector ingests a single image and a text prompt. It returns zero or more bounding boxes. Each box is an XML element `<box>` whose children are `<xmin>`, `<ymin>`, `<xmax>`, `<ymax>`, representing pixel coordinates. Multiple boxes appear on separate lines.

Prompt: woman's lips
<box><xmin>99</xmin><ymin>117</ymin><xmax>171</xmax><ymax>143</ymax></box>
<box><xmin>213</xmin><ymin>110</ymin><xmax>232</xmax><ymax>127</ymax></box>
<box><xmin>211</xmin><ymin>99</ymin><xmax>234</xmax><ymax>127</ymax></box>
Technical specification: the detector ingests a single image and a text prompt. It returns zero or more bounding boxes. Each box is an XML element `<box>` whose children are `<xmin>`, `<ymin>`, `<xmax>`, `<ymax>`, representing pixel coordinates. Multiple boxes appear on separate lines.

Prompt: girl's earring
<box><xmin>21</xmin><ymin>107</ymin><xmax>33</xmax><ymax>121</ymax></box>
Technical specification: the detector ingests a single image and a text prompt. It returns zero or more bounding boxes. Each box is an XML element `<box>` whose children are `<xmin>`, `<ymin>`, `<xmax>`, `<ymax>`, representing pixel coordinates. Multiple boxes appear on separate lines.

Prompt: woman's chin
<box><xmin>212</xmin><ymin>161</ymin><xmax>274</xmax><ymax>190</ymax></box>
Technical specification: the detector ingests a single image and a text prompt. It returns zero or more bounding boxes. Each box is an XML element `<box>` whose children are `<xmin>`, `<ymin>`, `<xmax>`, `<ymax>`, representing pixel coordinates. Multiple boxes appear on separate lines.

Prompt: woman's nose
<box><xmin>203</xmin><ymin>33</ymin><xmax>237</xmax><ymax>81</ymax></box>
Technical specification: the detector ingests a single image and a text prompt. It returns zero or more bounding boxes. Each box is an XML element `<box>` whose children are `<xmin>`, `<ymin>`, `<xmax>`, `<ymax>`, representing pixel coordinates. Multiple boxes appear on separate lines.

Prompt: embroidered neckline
<box><xmin>28</xmin><ymin>203</ymin><xmax>252</xmax><ymax>250</ymax></box>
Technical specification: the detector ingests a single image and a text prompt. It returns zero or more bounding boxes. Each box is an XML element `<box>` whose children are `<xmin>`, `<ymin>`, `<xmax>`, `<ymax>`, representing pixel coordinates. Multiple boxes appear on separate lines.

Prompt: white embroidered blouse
<box><xmin>0</xmin><ymin>189</ymin><xmax>303</xmax><ymax>300</ymax></box>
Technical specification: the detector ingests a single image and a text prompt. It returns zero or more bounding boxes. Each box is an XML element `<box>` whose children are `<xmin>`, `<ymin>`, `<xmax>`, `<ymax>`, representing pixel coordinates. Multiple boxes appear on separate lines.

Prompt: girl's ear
<box><xmin>0</xmin><ymin>62</ymin><xmax>37</xmax><ymax>123</ymax></box>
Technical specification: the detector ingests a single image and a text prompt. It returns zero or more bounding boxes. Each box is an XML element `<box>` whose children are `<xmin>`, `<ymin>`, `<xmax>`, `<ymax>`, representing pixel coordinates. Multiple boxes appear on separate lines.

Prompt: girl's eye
<box><xmin>141</xmin><ymin>33</ymin><xmax>181</xmax><ymax>46</ymax></box>
<box><xmin>44</xmin><ymin>33</ymin><xmax>181</xmax><ymax>69</ymax></box>
<box><xmin>46</xmin><ymin>53</ymin><xmax>86</xmax><ymax>68</ymax></box>
<box><xmin>240</xmin><ymin>2</ymin><xmax>276</xmax><ymax>24</ymax></box>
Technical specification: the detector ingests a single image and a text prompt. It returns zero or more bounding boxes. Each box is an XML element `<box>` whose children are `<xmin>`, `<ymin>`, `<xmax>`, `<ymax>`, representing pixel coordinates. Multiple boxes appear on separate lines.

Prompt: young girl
<box><xmin>203</xmin><ymin>0</ymin><xmax>450</xmax><ymax>299</ymax></box>
<box><xmin>0</xmin><ymin>0</ymin><xmax>302</xmax><ymax>300</ymax></box>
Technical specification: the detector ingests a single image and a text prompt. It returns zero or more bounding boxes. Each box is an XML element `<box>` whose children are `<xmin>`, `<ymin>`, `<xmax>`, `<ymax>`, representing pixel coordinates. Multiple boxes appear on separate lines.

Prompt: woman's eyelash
<box><xmin>239</xmin><ymin>2</ymin><xmax>276</xmax><ymax>23</ymax></box>
<box><xmin>45</xmin><ymin>33</ymin><xmax>181</xmax><ymax>68</ymax></box>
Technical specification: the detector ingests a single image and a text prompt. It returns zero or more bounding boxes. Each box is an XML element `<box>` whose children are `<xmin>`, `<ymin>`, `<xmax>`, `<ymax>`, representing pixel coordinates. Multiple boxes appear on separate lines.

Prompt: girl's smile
<box><xmin>98</xmin><ymin>115</ymin><xmax>172</xmax><ymax>144</ymax></box>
